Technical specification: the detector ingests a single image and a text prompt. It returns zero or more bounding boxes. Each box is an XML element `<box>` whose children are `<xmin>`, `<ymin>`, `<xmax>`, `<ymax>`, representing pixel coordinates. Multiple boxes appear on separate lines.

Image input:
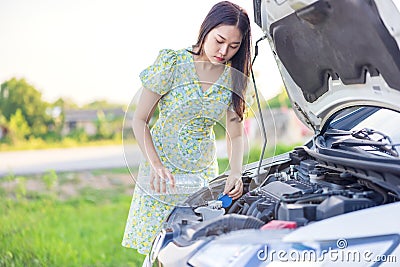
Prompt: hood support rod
<box><xmin>251</xmin><ymin>35</ymin><xmax>268</xmax><ymax>176</ymax></box>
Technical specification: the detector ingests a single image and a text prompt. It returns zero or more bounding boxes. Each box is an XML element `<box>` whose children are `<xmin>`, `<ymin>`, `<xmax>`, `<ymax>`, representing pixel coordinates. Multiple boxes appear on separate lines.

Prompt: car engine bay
<box><xmin>163</xmin><ymin>145</ymin><xmax>399</xmax><ymax>244</ymax></box>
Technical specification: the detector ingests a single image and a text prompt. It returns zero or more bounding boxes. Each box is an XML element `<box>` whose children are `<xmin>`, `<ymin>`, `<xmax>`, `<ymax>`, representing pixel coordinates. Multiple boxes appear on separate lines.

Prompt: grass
<box><xmin>0</xmin><ymin>194</ymin><xmax>145</xmax><ymax>267</ymax></box>
<box><xmin>0</xmin><ymin>171</ymin><xmax>144</xmax><ymax>267</ymax></box>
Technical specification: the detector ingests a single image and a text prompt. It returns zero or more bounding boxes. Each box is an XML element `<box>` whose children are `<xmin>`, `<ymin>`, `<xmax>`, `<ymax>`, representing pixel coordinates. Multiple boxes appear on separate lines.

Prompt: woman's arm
<box><xmin>132</xmin><ymin>87</ymin><xmax>175</xmax><ymax>192</ymax></box>
<box><xmin>223</xmin><ymin>109</ymin><xmax>244</xmax><ymax>199</ymax></box>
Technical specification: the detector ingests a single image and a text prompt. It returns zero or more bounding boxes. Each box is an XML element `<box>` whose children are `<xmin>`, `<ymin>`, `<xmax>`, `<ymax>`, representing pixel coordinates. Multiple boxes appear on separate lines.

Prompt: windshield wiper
<box><xmin>332</xmin><ymin>128</ymin><xmax>399</xmax><ymax>157</ymax></box>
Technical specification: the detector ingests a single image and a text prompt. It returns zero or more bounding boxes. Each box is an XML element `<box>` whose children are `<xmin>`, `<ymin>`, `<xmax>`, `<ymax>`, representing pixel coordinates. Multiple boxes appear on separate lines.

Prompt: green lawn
<box><xmin>0</xmin><ymin>189</ymin><xmax>145</xmax><ymax>267</ymax></box>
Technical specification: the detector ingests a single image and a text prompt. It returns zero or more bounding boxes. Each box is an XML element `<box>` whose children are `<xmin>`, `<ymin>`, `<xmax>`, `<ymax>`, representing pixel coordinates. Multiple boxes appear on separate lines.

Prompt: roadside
<box><xmin>0</xmin><ymin>145</ymin><xmax>133</xmax><ymax>177</ymax></box>
<box><xmin>0</xmin><ymin>141</ymin><xmax>228</xmax><ymax>177</ymax></box>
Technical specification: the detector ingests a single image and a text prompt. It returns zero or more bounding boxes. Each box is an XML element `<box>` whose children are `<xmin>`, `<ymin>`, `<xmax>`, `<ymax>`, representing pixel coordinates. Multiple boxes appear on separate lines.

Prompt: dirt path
<box><xmin>0</xmin><ymin>169</ymin><xmax>136</xmax><ymax>200</ymax></box>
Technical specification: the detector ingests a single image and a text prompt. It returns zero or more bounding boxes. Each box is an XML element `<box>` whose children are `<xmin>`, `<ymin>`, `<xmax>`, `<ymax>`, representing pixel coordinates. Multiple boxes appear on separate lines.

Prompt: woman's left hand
<box><xmin>223</xmin><ymin>174</ymin><xmax>243</xmax><ymax>200</ymax></box>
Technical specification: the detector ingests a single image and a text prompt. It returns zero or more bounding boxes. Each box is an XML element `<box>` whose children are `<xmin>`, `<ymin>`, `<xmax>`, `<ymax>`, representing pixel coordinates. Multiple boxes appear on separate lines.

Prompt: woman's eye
<box><xmin>216</xmin><ymin>39</ymin><xmax>223</xmax><ymax>44</ymax></box>
<box><xmin>230</xmin><ymin>46</ymin><xmax>239</xmax><ymax>49</ymax></box>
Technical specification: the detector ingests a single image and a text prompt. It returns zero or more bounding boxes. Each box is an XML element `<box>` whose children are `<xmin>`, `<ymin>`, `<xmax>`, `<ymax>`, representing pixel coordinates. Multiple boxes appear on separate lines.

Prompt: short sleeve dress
<box><xmin>122</xmin><ymin>48</ymin><xmax>233</xmax><ymax>254</ymax></box>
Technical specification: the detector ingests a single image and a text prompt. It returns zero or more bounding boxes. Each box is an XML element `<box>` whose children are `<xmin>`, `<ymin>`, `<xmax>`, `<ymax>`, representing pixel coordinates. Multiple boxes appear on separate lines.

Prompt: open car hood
<box><xmin>254</xmin><ymin>0</ymin><xmax>400</xmax><ymax>132</ymax></box>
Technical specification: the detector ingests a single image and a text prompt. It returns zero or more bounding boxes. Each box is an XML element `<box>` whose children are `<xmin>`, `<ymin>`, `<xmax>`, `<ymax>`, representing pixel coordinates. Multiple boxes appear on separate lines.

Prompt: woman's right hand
<box><xmin>150</xmin><ymin>164</ymin><xmax>175</xmax><ymax>193</ymax></box>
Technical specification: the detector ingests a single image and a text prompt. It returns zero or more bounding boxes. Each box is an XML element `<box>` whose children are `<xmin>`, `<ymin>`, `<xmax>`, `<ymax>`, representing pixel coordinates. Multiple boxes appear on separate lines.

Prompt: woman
<box><xmin>122</xmin><ymin>1</ymin><xmax>252</xmax><ymax>257</ymax></box>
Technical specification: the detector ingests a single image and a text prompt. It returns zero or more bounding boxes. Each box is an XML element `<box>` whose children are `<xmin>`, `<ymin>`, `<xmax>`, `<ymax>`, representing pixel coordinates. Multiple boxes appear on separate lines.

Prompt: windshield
<box><xmin>326</xmin><ymin>107</ymin><xmax>400</xmax><ymax>157</ymax></box>
<box><xmin>351</xmin><ymin>108</ymin><xmax>400</xmax><ymax>144</ymax></box>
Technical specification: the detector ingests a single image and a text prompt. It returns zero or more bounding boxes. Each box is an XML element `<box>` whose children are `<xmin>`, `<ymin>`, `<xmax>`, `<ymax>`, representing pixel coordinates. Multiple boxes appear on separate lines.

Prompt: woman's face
<box><xmin>201</xmin><ymin>25</ymin><xmax>242</xmax><ymax>65</ymax></box>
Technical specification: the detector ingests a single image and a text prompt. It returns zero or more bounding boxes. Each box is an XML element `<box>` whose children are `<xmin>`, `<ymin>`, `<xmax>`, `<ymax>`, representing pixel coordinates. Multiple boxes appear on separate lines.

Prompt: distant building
<box><xmin>62</xmin><ymin>108</ymin><xmax>125</xmax><ymax>136</ymax></box>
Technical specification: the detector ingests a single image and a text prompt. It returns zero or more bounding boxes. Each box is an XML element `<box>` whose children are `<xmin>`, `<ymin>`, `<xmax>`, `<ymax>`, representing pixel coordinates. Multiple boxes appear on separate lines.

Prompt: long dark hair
<box><xmin>189</xmin><ymin>1</ymin><xmax>251</xmax><ymax>121</ymax></box>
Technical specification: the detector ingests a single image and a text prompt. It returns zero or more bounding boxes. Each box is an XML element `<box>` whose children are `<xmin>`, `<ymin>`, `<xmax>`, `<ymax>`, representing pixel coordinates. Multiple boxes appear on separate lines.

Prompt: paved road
<box><xmin>0</xmin><ymin>145</ymin><xmax>130</xmax><ymax>177</ymax></box>
<box><xmin>0</xmin><ymin>142</ymin><xmax>227</xmax><ymax>177</ymax></box>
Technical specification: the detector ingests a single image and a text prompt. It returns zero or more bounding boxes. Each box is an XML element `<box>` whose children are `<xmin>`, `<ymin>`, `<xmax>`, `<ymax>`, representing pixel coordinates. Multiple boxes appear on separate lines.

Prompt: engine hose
<box><xmin>241</xmin><ymin>203</ymin><xmax>250</xmax><ymax>215</ymax></box>
<box><xmin>227</xmin><ymin>199</ymin><xmax>244</xmax><ymax>214</ymax></box>
<box><xmin>251</xmin><ymin>205</ymin><xmax>261</xmax><ymax>217</ymax></box>
<box><xmin>247</xmin><ymin>197</ymin><xmax>267</xmax><ymax>216</ymax></box>
<box><xmin>227</xmin><ymin>194</ymin><xmax>259</xmax><ymax>214</ymax></box>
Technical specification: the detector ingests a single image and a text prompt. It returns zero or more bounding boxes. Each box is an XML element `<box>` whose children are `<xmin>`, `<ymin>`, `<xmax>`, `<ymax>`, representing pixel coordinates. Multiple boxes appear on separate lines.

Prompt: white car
<box><xmin>150</xmin><ymin>0</ymin><xmax>400</xmax><ymax>266</ymax></box>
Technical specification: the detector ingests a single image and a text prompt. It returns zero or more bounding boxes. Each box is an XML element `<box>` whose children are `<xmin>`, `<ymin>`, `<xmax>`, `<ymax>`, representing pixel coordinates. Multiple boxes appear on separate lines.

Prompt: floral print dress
<box><xmin>122</xmin><ymin>48</ymin><xmax>233</xmax><ymax>254</ymax></box>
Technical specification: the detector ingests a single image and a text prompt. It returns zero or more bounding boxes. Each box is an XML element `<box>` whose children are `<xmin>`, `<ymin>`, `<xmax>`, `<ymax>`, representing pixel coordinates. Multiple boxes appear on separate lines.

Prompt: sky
<box><xmin>0</xmin><ymin>0</ymin><xmax>283</xmax><ymax>106</ymax></box>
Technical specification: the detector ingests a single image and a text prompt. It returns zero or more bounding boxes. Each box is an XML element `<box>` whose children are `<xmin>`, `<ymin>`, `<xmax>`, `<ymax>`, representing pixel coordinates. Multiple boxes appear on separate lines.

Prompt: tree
<box><xmin>0</xmin><ymin>78</ymin><xmax>53</xmax><ymax>136</ymax></box>
<box><xmin>95</xmin><ymin>110</ymin><xmax>112</xmax><ymax>139</ymax></box>
<box><xmin>8</xmin><ymin>109</ymin><xmax>31</xmax><ymax>142</ymax></box>
<box><xmin>52</xmin><ymin>97</ymin><xmax>79</xmax><ymax>110</ymax></box>
<box><xmin>82</xmin><ymin>100</ymin><xmax>125</xmax><ymax>110</ymax></box>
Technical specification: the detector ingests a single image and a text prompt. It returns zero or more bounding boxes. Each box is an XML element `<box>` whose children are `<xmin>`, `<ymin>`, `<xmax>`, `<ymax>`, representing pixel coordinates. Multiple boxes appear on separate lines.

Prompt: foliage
<box><xmin>0</xmin><ymin>78</ymin><xmax>53</xmax><ymax>137</ymax></box>
<box><xmin>266</xmin><ymin>87</ymin><xmax>292</xmax><ymax>109</ymax></box>
<box><xmin>94</xmin><ymin>110</ymin><xmax>113</xmax><ymax>140</ymax></box>
<box><xmin>42</xmin><ymin>170</ymin><xmax>58</xmax><ymax>190</ymax></box>
<box><xmin>0</xmin><ymin>111</ymin><xmax>7</xmax><ymax>126</ymax></box>
<box><xmin>66</xmin><ymin>127</ymin><xmax>89</xmax><ymax>143</ymax></box>
<box><xmin>0</xmin><ymin>77</ymin><xmax>127</xmax><ymax>148</ymax></box>
<box><xmin>15</xmin><ymin>176</ymin><xmax>27</xmax><ymax>200</ymax></box>
<box><xmin>52</xmin><ymin>97</ymin><xmax>79</xmax><ymax>110</ymax></box>
<box><xmin>82</xmin><ymin>100</ymin><xmax>126</xmax><ymax>110</ymax></box>
<box><xmin>7</xmin><ymin>109</ymin><xmax>31</xmax><ymax>142</ymax></box>
<box><xmin>39</xmin><ymin>130</ymin><xmax>63</xmax><ymax>142</ymax></box>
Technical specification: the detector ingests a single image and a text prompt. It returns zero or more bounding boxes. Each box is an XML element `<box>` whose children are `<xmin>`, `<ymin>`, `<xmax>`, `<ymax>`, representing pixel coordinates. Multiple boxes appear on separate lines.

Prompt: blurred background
<box><xmin>0</xmin><ymin>0</ymin><xmax>311</xmax><ymax>266</ymax></box>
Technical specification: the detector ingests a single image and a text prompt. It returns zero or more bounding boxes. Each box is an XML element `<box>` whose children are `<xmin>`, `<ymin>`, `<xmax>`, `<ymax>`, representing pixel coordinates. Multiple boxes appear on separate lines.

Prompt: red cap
<box><xmin>260</xmin><ymin>220</ymin><xmax>297</xmax><ymax>230</ymax></box>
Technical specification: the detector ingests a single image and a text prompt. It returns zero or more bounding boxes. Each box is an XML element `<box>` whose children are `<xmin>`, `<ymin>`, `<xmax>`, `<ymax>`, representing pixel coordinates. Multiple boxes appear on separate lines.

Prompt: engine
<box><xmin>175</xmin><ymin>149</ymin><xmax>394</xmax><ymax>228</ymax></box>
<box><xmin>226</xmin><ymin>158</ymin><xmax>383</xmax><ymax>226</ymax></box>
<box><xmin>161</xmin><ymin>149</ymin><xmax>396</xmax><ymax>246</ymax></box>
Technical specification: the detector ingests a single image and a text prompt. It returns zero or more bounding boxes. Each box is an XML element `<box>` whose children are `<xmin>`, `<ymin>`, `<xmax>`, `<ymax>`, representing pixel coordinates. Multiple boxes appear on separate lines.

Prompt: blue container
<box><xmin>218</xmin><ymin>193</ymin><xmax>232</xmax><ymax>208</ymax></box>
